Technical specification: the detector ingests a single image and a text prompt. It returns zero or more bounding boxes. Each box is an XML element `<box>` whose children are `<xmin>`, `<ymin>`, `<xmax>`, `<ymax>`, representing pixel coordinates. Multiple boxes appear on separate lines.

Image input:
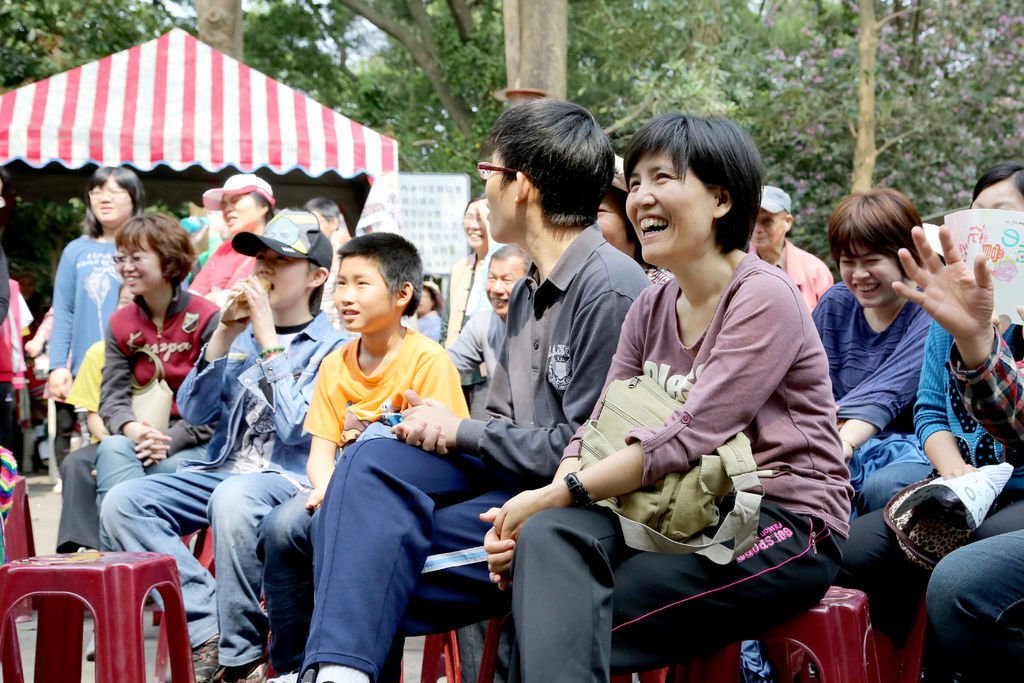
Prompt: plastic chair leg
<box><xmin>1</xmin><ymin>614</ymin><xmax>25</xmax><ymax>683</ymax></box>
<box><xmin>34</xmin><ymin>595</ymin><xmax>86</xmax><ymax>682</ymax></box>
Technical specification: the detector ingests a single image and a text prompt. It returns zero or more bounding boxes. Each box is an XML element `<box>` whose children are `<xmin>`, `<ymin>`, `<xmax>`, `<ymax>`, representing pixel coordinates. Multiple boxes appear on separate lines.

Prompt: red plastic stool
<box><xmin>421</xmin><ymin>629</ymin><xmax>462</xmax><ymax>683</ymax></box>
<box><xmin>5</xmin><ymin>475</ymin><xmax>36</xmax><ymax>623</ymax></box>
<box><xmin>155</xmin><ymin>529</ymin><xmax>216</xmax><ymax>683</ymax></box>
<box><xmin>1</xmin><ymin>615</ymin><xmax>24</xmax><ymax>683</ymax></box>
<box><xmin>751</xmin><ymin>586</ymin><xmax>878</xmax><ymax>683</ymax></box>
<box><xmin>0</xmin><ymin>551</ymin><xmax>194</xmax><ymax>683</ymax></box>
<box><xmin>477</xmin><ymin>616</ymin><xmax>507</xmax><ymax>683</ymax></box>
<box><xmin>872</xmin><ymin>596</ymin><xmax>927</xmax><ymax>683</ymax></box>
<box><xmin>4</xmin><ymin>476</ymin><xmax>35</xmax><ymax>562</ymax></box>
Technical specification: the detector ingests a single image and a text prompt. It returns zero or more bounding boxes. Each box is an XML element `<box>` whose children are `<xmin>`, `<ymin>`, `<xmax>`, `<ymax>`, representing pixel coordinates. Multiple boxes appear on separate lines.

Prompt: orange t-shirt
<box><xmin>304</xmin><ymin>329</ymin><xmax>470</xmax><ymax>446</ymax></box>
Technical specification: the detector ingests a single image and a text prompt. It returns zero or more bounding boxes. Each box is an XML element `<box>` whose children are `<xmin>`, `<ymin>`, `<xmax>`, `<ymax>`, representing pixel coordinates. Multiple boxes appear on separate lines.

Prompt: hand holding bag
<box><xmin>131</xmin><ymin>347</ymin><xmax>174</xmax><ymax>433</ymax></box>
<box><xmin>578</xmin><ymin>375</ymin><xmax>765</xmax><ymax>565</ymax></box>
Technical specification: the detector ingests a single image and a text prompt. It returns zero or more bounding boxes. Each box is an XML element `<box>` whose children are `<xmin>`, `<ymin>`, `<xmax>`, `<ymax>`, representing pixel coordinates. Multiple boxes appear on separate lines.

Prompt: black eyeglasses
<box><xmin>477</xmin><ymin>162</ymin><xmax>520</xmax><ymax>180</ymax></box>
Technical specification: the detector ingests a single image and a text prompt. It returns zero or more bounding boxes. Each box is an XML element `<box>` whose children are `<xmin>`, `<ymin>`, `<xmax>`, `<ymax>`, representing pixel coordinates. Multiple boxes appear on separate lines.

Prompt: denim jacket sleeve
<box><xmin>176</xmin><ymin>348</ymin><xmax>229</xmax><ymax>426</ymax></box>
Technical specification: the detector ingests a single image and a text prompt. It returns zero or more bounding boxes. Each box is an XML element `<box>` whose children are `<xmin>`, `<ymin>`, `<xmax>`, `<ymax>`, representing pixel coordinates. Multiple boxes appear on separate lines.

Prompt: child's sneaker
<box><xmin>266</xmin><ymin>672</ymin><xmax>298</xmax><ymax>683</ymax></box>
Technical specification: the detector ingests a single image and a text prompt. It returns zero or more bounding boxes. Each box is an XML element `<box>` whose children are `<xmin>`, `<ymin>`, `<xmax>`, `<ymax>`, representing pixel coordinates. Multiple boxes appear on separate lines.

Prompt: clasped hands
<box><xmin>481</xmin><ymin>482</ymin><xmax>573</xmax><ymax>591</ymax></box>
<box><xmin>122</xmin><ymin>420</ymin><xmax>173</xmax><ymax>467</ymax></box>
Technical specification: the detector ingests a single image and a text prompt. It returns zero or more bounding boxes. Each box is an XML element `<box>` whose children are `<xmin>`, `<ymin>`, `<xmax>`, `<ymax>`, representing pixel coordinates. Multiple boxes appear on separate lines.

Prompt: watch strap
<box><xmin>563</xmin><ymin>471</ymin><xmax>593</xmax><ymax>508</ymax></box>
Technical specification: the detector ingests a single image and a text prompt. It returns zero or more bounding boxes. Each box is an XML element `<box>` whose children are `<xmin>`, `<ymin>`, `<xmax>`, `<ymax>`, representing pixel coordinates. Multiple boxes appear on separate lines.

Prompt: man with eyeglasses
<box><xmin>299</xmin><ymin>100</ymin><xmax>649</xmax><ymax>683</ymax></box>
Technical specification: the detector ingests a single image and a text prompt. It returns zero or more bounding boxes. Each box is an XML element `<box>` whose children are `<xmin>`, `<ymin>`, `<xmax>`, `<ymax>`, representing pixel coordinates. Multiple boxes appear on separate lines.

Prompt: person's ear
<box><xmin>783</xmin><ymin>213</ymin><xmax>794</xmax><ymax>234</ymax></box>
<box><xmin>310</xmin><ymin>266</ymin><xmax>329</xmax><ymax>288</ymax></box>
<box><xmin>514</xmin><ymin>172</ymin><xmax>534</xmax><ymax>205</ymax></box>
<box><xmin>712</xmin><ymin>188</ymin><xmax>732</xmax><ymax>219</ymax></box>
<box><xmin>396</xmin><ymin>281</ymin><xmax>414</xmax><ymax>310</ymax></box>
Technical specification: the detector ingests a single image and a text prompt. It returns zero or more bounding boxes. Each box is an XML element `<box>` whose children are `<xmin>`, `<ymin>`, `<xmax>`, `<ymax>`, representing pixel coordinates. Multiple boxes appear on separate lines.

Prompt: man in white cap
<box><xmin>750</xmin><ymin>185</ymin><xmax>833</xmax><ymax>311</ymax></box>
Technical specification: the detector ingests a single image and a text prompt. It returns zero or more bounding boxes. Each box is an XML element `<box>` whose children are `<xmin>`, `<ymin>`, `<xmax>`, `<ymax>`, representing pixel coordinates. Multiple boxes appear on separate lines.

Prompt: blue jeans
<box><xmin>848</xmin><ymin>434</ymin><xmax>931</xmax><ymax>516</ymax></box>
<box><xmin>99</xmin><ymin>469</ymin><xmax>299</xmax><ymax>665</ymax></box>
<box><xmin>94</xmin><ymin>434</ymin><xmax>206</xmax><ymax>505</ymax></box>
<box><xmin>927</xmin><ymin>530</ymin><xmax>1024</xmax><ymax>680</ymax></box>
<box><xmin>856</xmin><ymin>460</ymin><xmax>933</xmax><ymax>516</ymax></box>
<box><xmin>257</xmin><ymin>491</ymin><xmax>318</xmax><ymax>673</ymax></box>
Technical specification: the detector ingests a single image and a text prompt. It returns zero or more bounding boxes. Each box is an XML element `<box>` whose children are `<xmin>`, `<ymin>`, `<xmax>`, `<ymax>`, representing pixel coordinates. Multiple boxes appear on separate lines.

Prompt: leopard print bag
<box><xmin>883</xmin><ymin>478</ymin><xmax>973</xmax><ymax>571</ymax></box>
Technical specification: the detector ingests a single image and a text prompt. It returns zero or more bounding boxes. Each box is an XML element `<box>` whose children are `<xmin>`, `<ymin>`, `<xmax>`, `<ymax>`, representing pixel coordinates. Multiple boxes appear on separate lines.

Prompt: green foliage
<box><xmin>3</xmin><ymin>197</ymin><xmax>84</xmax><ymax>295</ymax></box>
<box><xmin>0</xmin><ymin>0</ymin><xmax>185</xmax><ymax>294</ymax></box>
<box><xmin>0</xmin><ymin>0</ymin><xmax>185</xmax><ymax>90</ymax></box>
<box><xmin>244</xmin><ymin>0</ymin><xmax>506</xmax><ymax>180</ymax></box>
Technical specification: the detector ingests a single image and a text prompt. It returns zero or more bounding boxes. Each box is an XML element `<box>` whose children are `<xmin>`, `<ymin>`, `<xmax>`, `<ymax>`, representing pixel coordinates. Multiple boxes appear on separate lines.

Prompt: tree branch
<box><xmin>604</xmin><ymin>96</ymin><xmax>659</xmax><ymax>135</ymax></box>
<box><xmin>335</xmin><ymin>0</ymin><xmax>419</xmax><ymax>49</ymax></box>
<box><xmin>877</xmin><ymin>135</ymin><xmax>901</xmax><ymax>156</ymax></box>
<box><xmin>334</xmin><ymin>0</ymin><xmax>475</xmax><ymax>136</ymax></box>
<box><xmin>404</xmin><ymin>0</ymin><xmax>436</xmax><ymax>51</ymax></box>
<box><xmin>302</xmin><ymin>0</ymin><xmax>358</xmax><ymax>81</ymax></box>
<box><xmin>446</xmin><ymin>0</ymin><xmax>475</xmax><ymax>43</ymax></box>
<box><xmin>876</xmin><ymin>6</ymin><xmax>917</xmax><ymax>28</ymax></box>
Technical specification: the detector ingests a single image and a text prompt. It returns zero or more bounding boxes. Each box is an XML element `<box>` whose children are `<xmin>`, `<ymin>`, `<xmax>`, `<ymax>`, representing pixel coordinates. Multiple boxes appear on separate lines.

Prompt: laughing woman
<box><xmin>93</xmin><ymin>215</ymin><xmax>220</xmax><ymax>503</ymax></box>
<box><xmin>484</xmin><ymin>114</ymin><xmax>852</xmax><ymax>681</ymax></box>
<box><xmin>812</xmin><ymin>190</ymin><xmax>933</xmax><ymax>515</ymax></box>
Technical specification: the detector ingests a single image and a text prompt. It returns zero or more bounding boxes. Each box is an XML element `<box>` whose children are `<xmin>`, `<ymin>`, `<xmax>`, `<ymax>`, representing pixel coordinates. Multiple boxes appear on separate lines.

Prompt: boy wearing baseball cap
<box><xmin>100</xmin><ymin>210</ymin><xmax>346</xmax><ymax>682</ymax></box>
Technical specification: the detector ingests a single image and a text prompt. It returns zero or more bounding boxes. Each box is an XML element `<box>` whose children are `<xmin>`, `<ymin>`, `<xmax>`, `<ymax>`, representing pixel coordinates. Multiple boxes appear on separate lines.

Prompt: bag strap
<box><xmin>614</xmin><ymin>433</ymin><xmax>764</xmax><ymax>565</ymax></box>
<box><xmin>130</xmin><ymin>345</ymin><xmax>167</xmax><ymax>391</ymax></box>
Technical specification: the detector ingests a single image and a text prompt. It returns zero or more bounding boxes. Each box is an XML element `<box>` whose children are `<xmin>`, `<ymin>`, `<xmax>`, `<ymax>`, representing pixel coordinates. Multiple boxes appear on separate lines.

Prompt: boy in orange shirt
<box><xmin>258</xmin><ymin>232</ymin><xmax>467</xmax><ymax>677</ymax></box>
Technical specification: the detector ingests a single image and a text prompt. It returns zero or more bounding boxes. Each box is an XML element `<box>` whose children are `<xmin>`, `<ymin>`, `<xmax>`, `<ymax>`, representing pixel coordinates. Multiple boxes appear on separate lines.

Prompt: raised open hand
<box><xmin>892</xmin><ymin>226</ymin><xmax>995</xmax><ymax>358</ymax></box>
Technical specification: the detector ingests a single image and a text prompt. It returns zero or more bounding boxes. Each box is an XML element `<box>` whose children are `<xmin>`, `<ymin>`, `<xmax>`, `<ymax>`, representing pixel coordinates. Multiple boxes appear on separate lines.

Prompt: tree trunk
<box><xmin>851</xmin><ymin>0</ymin><xmax>878</xmax><ymax>192</ymax></box>
<box><xmin>505</xmin><ymin>0</ymin><xmax>567</xmax><ymax>99</ymax></box>
<box><xmin>197</xmin><ymin>0</ymin><xmax>244</xmax><ymax>60</ymax></box>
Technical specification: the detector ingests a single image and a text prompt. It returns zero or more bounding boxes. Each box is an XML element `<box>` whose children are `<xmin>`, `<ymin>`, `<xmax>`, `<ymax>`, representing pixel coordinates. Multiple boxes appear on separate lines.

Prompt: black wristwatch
<box><xmin>563</xmin><ymin>472</ymin><xmax>593</xmax><ymax>508</ymax></box>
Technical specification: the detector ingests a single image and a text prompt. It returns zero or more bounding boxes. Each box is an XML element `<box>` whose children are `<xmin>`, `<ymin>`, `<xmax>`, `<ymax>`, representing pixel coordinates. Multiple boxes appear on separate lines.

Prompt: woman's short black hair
<box><xmin>624</xmin><ymin>114</ymin><xmax>764</xmax><ymax>254</ymax></box>
<box><xmin>973</xmin><ymin>162</ymin><xmax>1024</xmax><ymax>203</ymax></box>
<box><xmin>82</xmin><ymin>166</ymin><xmax>146</xmax><ymax>238</ymax></box>
<box><xmin>487</xmin><ymin>100</ymin><xmax>614</xmax><ymax>228</ymax></box>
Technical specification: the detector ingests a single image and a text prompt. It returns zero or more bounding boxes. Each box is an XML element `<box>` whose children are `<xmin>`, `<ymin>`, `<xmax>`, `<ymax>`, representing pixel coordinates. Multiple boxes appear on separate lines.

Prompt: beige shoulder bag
<box><xmin>579</xmin><ymin>375</ymin><xmax>765</xmax><ymax>565</ymax></box>
<box><xmin>131</xmin><ymin>347</ymin><xmax>174</xmax><ymax>433</ymax></box>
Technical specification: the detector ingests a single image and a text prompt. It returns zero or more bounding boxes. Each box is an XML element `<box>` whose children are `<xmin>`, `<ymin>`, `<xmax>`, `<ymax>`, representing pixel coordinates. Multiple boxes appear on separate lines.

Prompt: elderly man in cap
<box><xmin>751</xmin><ymin>185</ymin><xmax>833</xmax><ymax>311</ymax></box>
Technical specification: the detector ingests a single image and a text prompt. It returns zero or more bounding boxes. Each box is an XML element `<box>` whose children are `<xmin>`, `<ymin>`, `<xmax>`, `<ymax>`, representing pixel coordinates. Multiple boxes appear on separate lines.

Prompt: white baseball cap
<box><xmin>202</xmin><ymin>174</ymin><xmax>275</xmax><ymax>211</ymax></box>
<box><xmin>761</xmin><ymin>185</ymin><xmax>792</xmax><ymax>214</ymax></box>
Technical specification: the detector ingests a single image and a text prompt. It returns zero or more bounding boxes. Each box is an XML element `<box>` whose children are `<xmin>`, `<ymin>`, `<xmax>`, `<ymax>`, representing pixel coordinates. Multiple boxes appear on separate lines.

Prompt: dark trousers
<box><xmin>508</xmin><ymin>503</ymin><xmax>842</xmax><ymax>683</ymax></box>
<box><xmin>56</xmin><ymin>443</ymin><xmax>100</xmax><ymax>552</ymax></box>
<box><xmin>836</xmin><ymin>491</ymin><xmax>1024</xmax><ymax>683</ymax></box>
<box><xmin>836</xmin><ymin>493</ymin><xmax>1024</xmax><ymax>645</ymax></box>
<box><xmin>257</xmin><ymin>492</ymin><xmax>319</xmax><ymax>673</ymax></box>
<box><xmin>53</xmin><ymin>399</ymin><xmax>76</xmax><ymax>468</ymax></box>
<box><xmin>304</xmin><ymin>439</ymin><xmax>520</xmax><ymax>682</ymax></box>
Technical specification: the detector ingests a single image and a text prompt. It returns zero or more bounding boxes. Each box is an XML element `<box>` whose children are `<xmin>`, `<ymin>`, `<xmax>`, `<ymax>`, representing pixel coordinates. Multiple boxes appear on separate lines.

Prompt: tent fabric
<box><xmin>0</xmin><ymin>29</ymin><xmax>398</xmax><ymax>179</ymax></box>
